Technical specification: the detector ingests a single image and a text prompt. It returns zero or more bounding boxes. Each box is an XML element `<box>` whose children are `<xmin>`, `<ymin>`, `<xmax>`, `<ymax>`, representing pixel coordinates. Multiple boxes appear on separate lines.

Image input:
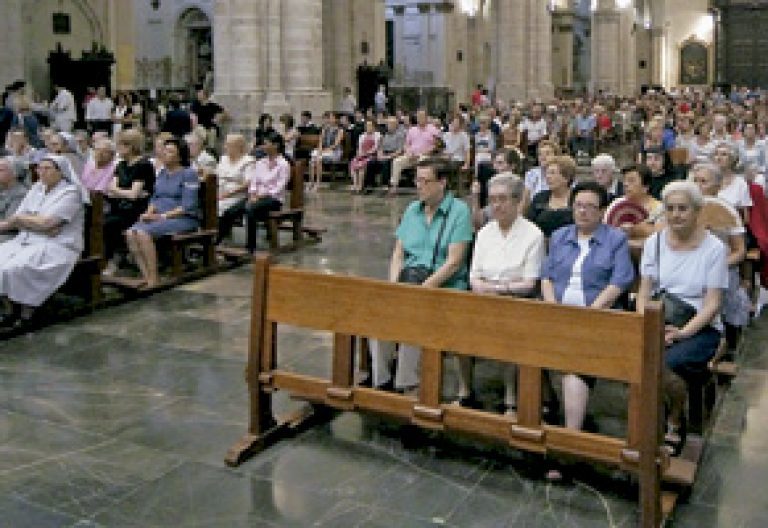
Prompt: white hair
<box><xmin>591</xmin><ymin>153</ymin><xmax>616</xmax><ymax>170</ymax></box>
<box><xmin>661</xmin><ymin>180</ymin><xmax>704</xmax><ymax>210</ymax></box>
<box><xmin>487</xmin><ymin>172</ymin><xmax>524</xmax><ymax>199</ymax></box>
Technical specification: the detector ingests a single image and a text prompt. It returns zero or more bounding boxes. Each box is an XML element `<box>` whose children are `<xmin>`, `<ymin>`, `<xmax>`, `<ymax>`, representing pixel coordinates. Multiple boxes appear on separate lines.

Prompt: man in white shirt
<box><xmin>518</xmin><ymin>104</ymin><xmax>549</xmax><ymax>163</ymax></box>
<box><xmin>85</xmin><ymin>86</ymin><xmax>114</xmax><ymax>135</ymax></box>
<box><xmin>50</xmin><ymin>84</ymin><xmax>76</xmax><ymax>133</ymax></box>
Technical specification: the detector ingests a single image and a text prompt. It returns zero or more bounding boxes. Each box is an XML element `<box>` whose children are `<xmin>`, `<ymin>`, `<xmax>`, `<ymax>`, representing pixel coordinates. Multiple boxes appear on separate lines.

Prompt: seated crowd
<box><xmin>1</xmin><ymin>85</ymin><xmax>766</xmax><ymax>472</ymax></box>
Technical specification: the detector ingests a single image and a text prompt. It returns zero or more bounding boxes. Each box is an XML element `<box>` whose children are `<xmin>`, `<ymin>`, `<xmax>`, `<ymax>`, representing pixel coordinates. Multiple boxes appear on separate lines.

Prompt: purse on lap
<box><xmin>398</xmin><ymin>203</ymin><xmax>452</xmax><ymax>285</ymax></box>
<box><xmin>651</xmin><ymin>232</ymin><xmax>698</xmax><ymax>328</ymax></box>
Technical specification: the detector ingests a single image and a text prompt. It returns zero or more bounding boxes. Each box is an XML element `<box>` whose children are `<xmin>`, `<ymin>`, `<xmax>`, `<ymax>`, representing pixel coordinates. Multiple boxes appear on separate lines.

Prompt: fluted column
<box><xmin>262</xmin><ymin>0</ymin><xmax>290</xmax><ymax>115</ymax></box>
<box><xmin>590</xmin><ymin>0</ymin><xmax>636</xmax><ymax>96</ymax></box>
<box><xmin>0</xmin><ymin>0</ymin><xmax>25</xmax><ymax>90</ymax></box>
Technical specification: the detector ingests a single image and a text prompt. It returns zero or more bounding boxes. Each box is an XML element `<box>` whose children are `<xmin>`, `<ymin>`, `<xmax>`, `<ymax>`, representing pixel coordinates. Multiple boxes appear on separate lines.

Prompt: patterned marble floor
<box><xmin>1</xmin><ymin>189</ymin><xmax>767</xmax><ymax>527</ymax></box>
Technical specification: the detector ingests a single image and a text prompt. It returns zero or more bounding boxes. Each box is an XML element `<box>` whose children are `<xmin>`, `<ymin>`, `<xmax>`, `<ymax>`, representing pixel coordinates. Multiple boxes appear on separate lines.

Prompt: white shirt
<box><xmin>86</xmin><ymin>97</ymin><xmax>114</xmax><ymax>121</ymax></box>
<box><xmin>51</xmin><ymin>89</ymin><xmax>76</xmax><ymax>121</ymax></box>
<box><xmin>443</xmin><ymin>131</ymin><xmax>470</xmax><ymax>162</ymax></box>
<box><xmin>718</xmin><ymin>175</ymin><xmax>752</xmax><ymax>209</ymax></box>
<box><xmin>519</xmin><ymin>117</ymin><xmax>548</xmax><ymax>143</ymax></box>
<box><xmin>470</xmin><ymin>216</ymin><xmax>544</xmax><ymax>283</ymax></box>
<box><xmin>561</xmin><ymin>237</ymin><xmax>591</xmax><ymax>307</ymax></box>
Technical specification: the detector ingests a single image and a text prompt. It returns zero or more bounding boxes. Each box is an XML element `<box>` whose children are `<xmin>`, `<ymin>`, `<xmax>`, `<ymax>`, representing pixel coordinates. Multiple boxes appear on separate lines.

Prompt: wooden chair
<box><xmin>226</xmin><ymin>256</ymin><xmax>671</xmax><ymax>527</ymax></box>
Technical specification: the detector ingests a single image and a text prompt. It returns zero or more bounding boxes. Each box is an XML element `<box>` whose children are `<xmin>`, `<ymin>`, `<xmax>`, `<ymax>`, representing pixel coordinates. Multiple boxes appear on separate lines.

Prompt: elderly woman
<box><xmin>713</xmin><ymin>142</ymin><xmax>752</xmax><ymax>224</ymax></box>
<box><xmin>0</xmin><ymin>157</ymin><xmax>28</xmax><ymax>243</ymax></box>
<box><xmin>636</xmin><ymin>181</ymin><xmax>728</xmax><ymax>455</ymax></box>
<box><xmin>692</xmin><ymin>162</ymin><xmax>750</xmax><ymax>346</ymax></box>
<box><xmin>104</xmin><ymin>129</ymin><xmax>155</xmax><ymax>275</ymax></box>
<box><xmin>79</xmin><ymin>138</ymin><xmax>117</xmax><ymax>192</ymax></box>
<box><xmin>541</xmin><ymin>180</ymin><xmax>635</xmax><ymax>479</ymax></box>
<box><xmin>126</xmin><ymin>138</ymin><xmax>200</xmax><ymax>288</ymax></box>
<box><xmin>456</xmin><ymin>173</ymin><xmax>545</xmax><ymax>411</ymax></box>
<box><xmin>604</xmin><ymin>164</ymin><xmax>663</xmax><ymax>239</ymax></box>
<box><xmin>526</xmin><ymin>155</ymin><xmax>576</xmax><ymax>237</ymax></box>
<box><xmin>591</xmin><ymin>153</ymin><xmax>623</xmax><ymax>201</ymax></box>
<box><xmin>0</xmin><ymin>155</ymin><xmax>84</xmax><ymax>326</ymax></box>
<box><xmin>216</xmin><ymin>133</ymin><xmax>254</xmax><ymax>242</ymax></box>
<box><xmin>369</xmin><ymin>158</ymin><xmax>473</xmax><ymax>391</ymax></box>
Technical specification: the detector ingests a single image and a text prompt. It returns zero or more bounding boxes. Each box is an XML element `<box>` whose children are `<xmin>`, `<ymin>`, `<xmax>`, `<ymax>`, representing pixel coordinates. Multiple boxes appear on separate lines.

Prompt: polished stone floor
<box><xmin>1</xmin><ymin>189</ymin><xmax>768</xmax><ymax>527</ymax></box>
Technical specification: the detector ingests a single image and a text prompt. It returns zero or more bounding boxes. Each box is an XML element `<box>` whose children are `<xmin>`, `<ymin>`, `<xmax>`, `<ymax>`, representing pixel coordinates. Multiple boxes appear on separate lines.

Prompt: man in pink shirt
<box><xmin>389</xmin><ymin>109</ymin><xmax>439</xmax><ymax>195</ymax></box>
<box><xmin>244</xmin><ymin>133</ymin><xmax>290</xmax><ymax>253</ymax></box>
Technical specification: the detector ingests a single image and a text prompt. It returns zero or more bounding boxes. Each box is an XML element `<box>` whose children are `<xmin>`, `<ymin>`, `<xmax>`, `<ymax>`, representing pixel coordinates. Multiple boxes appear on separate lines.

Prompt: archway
<box><xmin>175</xmin><ymin>8</ymin><xmax>213</xmax><ymax>89</ymax></box>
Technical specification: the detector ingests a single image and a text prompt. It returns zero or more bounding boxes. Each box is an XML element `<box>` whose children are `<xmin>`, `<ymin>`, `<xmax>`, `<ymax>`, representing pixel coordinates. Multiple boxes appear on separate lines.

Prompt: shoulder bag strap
<box><xmin>429</xmin><ymin>201</ymin><xmax>452</xmax><ymax>272</ymax></box>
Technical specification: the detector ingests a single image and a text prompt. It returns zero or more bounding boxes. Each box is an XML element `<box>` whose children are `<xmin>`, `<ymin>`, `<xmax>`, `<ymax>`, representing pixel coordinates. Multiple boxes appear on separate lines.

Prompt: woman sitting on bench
<box><xmin>541</xmin><ymin>181</ymin><xmax>635</xmax><ymax>479</ymax></box>
<box><xmin>0</xmin><ymin>155</ymin><xmax>85</xmax><ymax>327</ymax></box>
<box><xmin>636</xmin><ymin>180</ymin><xmax>728</xmax><ymax>456</ymax></box>
<box><xmin>125</xmin><ymin>138</ymin><xmax>200</xmax><ymax>288</ymax></box>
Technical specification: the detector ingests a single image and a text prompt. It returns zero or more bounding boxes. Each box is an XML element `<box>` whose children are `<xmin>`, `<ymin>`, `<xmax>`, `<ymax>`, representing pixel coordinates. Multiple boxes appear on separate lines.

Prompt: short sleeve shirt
<box><xmin>396</xmin><ymin>192</ymin><xmax>473</xmax><ymax>290</ymax></box>
<box><xmin>470</xmin><ymin>216</ymin><xmax>544</xmax><ymax>282</ymax></box>
<box><xmin>718</xmin><ymin>176</ymin><xmax>752</xmax><ymax>209</ymax></box>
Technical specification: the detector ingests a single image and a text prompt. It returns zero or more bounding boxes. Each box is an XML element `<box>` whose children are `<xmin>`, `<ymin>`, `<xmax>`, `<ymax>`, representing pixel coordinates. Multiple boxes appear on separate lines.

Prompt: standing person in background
<box><xmin>85</xmin><ymin>87</ymin><xmax>114</xmax><ymax>135</ymax></box>
<box><xmin>341</xmin><ymin>87</ymin><xmax>357</xmax><ymax>115</ymax></box>
<box><xmin>374</xmin><ymin>85</ymin><xmax>387</xmax><ymax>114</ymax></box>
<box><xmin>519</xmin><ymin>104</ymin><xmax>549</xmax><ymax>163</ymax></box>
<box><xmin>190</xmin><ymin>88</ymin><xmax>225</xmax><ymax>149</ymax></box>
<box><xmin>50</xmin><ymin>84</ymin><xmax>76</xmax><ymax>133</ymax></box>
<box><xmin>162</xmin><ymin>96</ymin><xmax>193</xmax><ymax>139</ymax></box>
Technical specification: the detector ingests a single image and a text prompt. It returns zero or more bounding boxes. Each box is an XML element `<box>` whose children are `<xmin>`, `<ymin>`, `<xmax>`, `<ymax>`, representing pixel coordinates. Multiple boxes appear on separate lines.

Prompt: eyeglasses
<box><xmin>573</xmin><ymin>202</ymin><xmax>600</xmax><ymax>211</ymax></box>
<box><xmin>664</xmin><ymin>204</ymin><xmax>691</xmax><ymax>213</ymax></box>
<box><xmin>415</xmin><ymin>177</ymin><xmax>438</xmax><ymax>185</ymax></box>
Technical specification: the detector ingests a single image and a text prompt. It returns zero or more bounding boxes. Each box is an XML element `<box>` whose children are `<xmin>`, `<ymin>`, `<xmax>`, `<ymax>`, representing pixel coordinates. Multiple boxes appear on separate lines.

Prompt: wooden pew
<box><xmin>267</xmin><ymin>159</ymin><xmax>325</xmax><ymax>252</ymax></box>
<box><xmin>104</xmin><ymin>174</ymin><xmax>219</xmax><ymax>291</ymax></box>
<box><xmin>61</xmin><ymin>191</ymin><xmax>105</xmax><ymax>308</ymax></box>
<box><xmin>226</xmin><ymin>256</ymin><xmax>668</xmax><ymax>527</ymax></box>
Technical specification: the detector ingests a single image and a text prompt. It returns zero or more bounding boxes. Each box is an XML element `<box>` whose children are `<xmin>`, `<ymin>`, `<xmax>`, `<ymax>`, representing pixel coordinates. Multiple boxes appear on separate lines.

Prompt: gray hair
<box><xmin>591</xmin><ymin>153</ymin><xmax>616</xmax><ymax>170</ymax></box>
<box><xmin>487</xmin><ymin>172</ymin><xmax>524</xmax><ymax>199</ymax></box>
<box><xmin>691</xmin><ymin>161</ymin><xmax>722</xmax><ymax>185</ymax></box>
<box><xmin>661</xmin><ymin>180</ymin><xmax>704</xmax><ymax>210</ymax></box>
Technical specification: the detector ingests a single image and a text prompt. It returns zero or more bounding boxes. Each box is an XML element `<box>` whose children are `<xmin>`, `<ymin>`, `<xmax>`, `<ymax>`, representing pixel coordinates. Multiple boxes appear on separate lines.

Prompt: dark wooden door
<box><xmin>722</xmin><ymin>4</ymin><xmax>768</xmax><ymax>88</ymax></box>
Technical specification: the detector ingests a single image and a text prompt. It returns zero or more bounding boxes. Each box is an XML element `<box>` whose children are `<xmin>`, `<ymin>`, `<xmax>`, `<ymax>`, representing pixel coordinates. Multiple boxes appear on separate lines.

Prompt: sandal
<box><xmin>664</xmin><ymin>417</ymin><xmax>687</xmax><ymax>456</ymax></box>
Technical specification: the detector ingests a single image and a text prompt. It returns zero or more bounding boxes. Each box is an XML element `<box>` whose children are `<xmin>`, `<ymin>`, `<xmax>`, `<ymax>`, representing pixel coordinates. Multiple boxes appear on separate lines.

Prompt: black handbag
<box><xmin>398</xmin><ymin>202</ymin><xmax>452</xmax><ymax>285</ymax></box>
<box><xmin>652</xmin><ymin>232</ymin><xmax>698</xmax><ymax>328</ymax></box>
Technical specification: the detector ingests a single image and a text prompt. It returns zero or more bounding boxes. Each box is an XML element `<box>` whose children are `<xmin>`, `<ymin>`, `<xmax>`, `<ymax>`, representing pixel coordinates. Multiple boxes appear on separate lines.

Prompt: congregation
<box><xmin>0</xmin><ymin>79</ymin><xmax>766</xmax><ymax>487</ymax></box>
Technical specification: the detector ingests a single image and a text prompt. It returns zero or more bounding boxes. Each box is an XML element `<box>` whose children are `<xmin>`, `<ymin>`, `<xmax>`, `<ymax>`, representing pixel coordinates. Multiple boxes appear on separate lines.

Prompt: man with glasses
<box><xmin>367</xmin><ymin>158</ymin><xmax>473</xmax><ymax>392</ymax></box>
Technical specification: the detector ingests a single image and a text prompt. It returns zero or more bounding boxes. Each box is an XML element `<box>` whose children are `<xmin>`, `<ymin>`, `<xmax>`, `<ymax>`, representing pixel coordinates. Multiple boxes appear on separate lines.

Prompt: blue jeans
<box><xmin>665</xmin><ymin>326</ymin><xmax>721</xmax><ymax>381</ymax></box>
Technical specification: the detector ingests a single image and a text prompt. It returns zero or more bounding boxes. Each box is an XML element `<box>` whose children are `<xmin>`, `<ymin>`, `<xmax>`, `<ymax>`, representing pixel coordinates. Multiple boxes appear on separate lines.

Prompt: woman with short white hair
<box><xmin>636</xmin><ymin>180</ymin><xmax>728</xmax><ymax>455</ymax></box>
<box><xmin>591</xmin><ymin>153</ymin><xmax>622</xmax><ymax>201</ymax></box>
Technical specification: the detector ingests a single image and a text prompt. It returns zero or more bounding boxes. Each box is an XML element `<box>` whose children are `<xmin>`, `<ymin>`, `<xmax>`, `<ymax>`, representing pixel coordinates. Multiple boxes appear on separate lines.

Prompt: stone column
<box><xmin>495</xmin><ymin>0</ymin><xmax>553</xmax><ymax>102</ymax></box>
<box><xmin>0</xmin><ymin>0</ymin><xmax>25</xmax><ymax>91</ymax></box>
<box><xmin>262</xmin><ymin>0</ymin><xmax>290</xmax><ymax>115</ymax></box>
<box><xmin>110</xmin><ymin>0</ymin><xmax>136</xmax><ymax>90</ymax></box>
<box><xmin>649</xmin><ymin>27</ymin><xmax>664</xmax><ymax>87</ymax></box>
<box><xmin>551</xmin><ymin>4</ymin><xmax>576</xmax><ymax>92</ymax></box>
<box><xmin>590</xmin><ymin>0</ymin><xmax>636</xmax><ymax>96</ymax></box>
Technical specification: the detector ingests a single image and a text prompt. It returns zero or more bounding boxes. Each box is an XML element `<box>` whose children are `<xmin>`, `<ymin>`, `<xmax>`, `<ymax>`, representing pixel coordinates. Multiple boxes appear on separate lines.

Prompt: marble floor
<box><xmin>1</xmin><ymin>189</ymin><xmax>768</xmax><ymax>527</ymax></box>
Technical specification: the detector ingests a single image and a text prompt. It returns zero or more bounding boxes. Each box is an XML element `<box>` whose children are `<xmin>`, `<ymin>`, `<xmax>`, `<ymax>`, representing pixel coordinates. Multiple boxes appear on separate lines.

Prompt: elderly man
<box><xmin>0</xmin><ymin>157</ymin><xmax>27</xmax><ymax>242</ymax></box>
<box><xmin>388</xmin><ymin>109</ymin><xmax>440</xmax><ymax>195</ymax></box>
<box><xmin>591</xmin><ymin>153</ymin><xmax>623</xmax><ymax>202</ymax></box>
<box><xmin>519</xmin><ymin>103</ymin><xmax>549</xmax><ymax>162</ymax></box>
<box><xmin>80</xmin><ymin>139</ymin><xmax>117</xmax><ymax>193</ymax></box>
<box><xmin>363</xmin><ymin>116</ymin><xmax>405</xmax><ymax>193</ymax></box>
<box><xmin>85</xmin><ymin>86</ymin><xmax>114</xmax><ymax>135</ymax></box>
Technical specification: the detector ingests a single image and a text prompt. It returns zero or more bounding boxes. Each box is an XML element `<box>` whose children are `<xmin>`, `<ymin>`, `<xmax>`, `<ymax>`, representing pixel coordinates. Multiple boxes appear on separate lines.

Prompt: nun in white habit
<box><xmin>0</xmin><ymin>154</ymin><xmax>85</xmax><ymax>326</ymax></box>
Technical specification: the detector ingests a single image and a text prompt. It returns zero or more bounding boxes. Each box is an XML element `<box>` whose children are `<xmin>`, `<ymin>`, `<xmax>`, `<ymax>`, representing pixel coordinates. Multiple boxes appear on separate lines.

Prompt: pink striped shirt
<box><xmin>246</xmin><ymin>156</ymin><xmax>290</xmax><ymax>202</ymax></box>
<box><xmin>80</xmin><ymin>160</ymin><xmax>116</xmax><ymax>192</ymax></box>
<box><xmin>405</xmin><ymin>124</ymin><xmax>440</xmax><ymax>156</ymax></box>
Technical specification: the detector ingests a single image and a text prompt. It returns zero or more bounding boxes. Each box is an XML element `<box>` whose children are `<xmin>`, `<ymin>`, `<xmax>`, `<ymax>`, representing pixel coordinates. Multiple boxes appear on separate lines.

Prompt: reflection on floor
<box><xmin>1</xmin><ymin>190</ymin><xmax>767</xmax><ymax>527</ymax></box>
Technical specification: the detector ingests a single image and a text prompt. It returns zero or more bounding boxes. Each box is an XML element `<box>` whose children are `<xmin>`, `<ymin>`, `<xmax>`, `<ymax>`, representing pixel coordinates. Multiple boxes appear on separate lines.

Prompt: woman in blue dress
<box><xmin>126</xmin><ymin>137</ymin><xmax>200</xmax><ymax>288</ymax></box>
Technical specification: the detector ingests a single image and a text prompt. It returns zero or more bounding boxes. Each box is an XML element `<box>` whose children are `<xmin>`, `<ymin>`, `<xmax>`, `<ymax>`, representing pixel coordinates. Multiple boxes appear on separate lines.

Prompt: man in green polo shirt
<box><xmin>370</xmin><ymin>158</ymin><xmax>473</xmax><ymax>391</ymax></box>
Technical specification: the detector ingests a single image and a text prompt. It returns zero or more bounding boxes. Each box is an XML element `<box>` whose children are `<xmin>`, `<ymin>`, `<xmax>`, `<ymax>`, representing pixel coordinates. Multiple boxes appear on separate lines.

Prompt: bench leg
<box><xmin>292</xmin><ymin>216</ymin><xmax>303</xmax><ymax>242</ymax></box>
<box><xmin>267</xmin><ymin>219</ymin><xmax>279</xmax><ymax>251</ymax></box>
<box><xmin>203</xmin><ymin>239</ymin><xmax>216</xmax><ymax>271</ymax></box>
<box><xmin>171</xmin><ymin>244</ymin><xmax>184</xmax><ymax>278</ymax></box>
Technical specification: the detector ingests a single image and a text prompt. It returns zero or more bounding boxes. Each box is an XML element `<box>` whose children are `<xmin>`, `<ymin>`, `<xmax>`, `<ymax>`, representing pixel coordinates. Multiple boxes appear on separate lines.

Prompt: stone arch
<box><xmin>173</xmin><ymin>6</ymin><xmax>213</xmax><ymax>89</ymax></box>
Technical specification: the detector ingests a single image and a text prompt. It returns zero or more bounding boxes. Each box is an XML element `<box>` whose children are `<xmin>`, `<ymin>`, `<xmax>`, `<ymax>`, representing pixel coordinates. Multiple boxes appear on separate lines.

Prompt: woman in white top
<box><xmin>636</xmin><ymin>181</ymin><xmax>728</xmax><ymax>455</ymax></box>
<box><xmin>688</xmin><ymin>119</ymin><xmax>714</xmax><ymax>163</ymax></box>
<box><xmin>738</xmin><ymin>120</ymin><xmax>765</xmax><ymax>173</ymax></box>
<box><xmin>713</xmin><ymin>142</ymin><xmax>752</xmax><ymax>223</ymax></box>
<box><xmin>216</xmin><ymin>133</ymin><xmax>254</xmax><ymax>242</ymax></box>
<box><xmin>442</xmin><ymin>115</ymin><xmax>470</xmax><ymax>171</ymax></box>
<box><xmin>457</xmin><ymin>173</ymin><xmax>545</xmax><ymax>411</ymax></box>
<box><xmin>0</xmin><ymin>155</ymin><xmax>84</xmax><ymax>327</ymax></box>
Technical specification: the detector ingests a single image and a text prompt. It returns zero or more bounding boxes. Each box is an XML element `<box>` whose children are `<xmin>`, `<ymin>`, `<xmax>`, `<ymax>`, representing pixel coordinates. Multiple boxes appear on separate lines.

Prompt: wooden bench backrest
<box><xmin>289</xmin><ymin>160</ymin><xmax>306</xmax><ymax>209</ymax></box>
<box><xmin>201</xmin><ymin>173</ymin><xmax>218</xmax><ymax>231</ymax></box>
<box><xmin>265</xmin><ymin>267</ymin><xmax>650</xmax><ymax>383</ymax></box>
<box><xmin>298</xmin><ymin>134</ymin><xmax>320</xmax><ymax>151</ymax></box>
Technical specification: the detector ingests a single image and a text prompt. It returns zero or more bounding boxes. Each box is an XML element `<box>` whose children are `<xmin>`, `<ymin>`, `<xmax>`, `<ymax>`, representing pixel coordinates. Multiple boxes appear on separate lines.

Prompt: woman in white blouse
<box><xmin>215</xmin><ymin>134</ymin><xmax>254</xmax><ymax>242</ymax></box>
<box><xmin>713</xmin><ymin>142</ymin><xmax>752</xmax><ymax>224</ymax></box>
<box><xmin>455</xmin><ymin>173</ymin><xmax>545</xmax><ymax>412</ymax></box>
